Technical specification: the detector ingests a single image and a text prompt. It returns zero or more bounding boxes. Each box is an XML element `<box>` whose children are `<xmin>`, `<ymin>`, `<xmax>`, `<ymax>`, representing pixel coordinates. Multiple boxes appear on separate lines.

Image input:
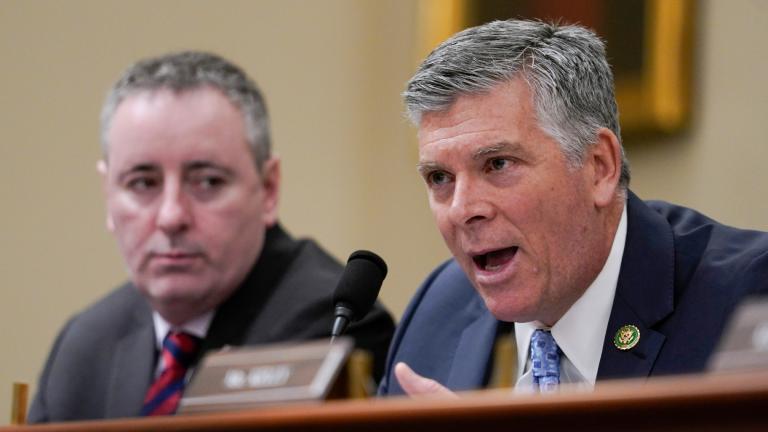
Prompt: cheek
<box><xmin>202</xmin><ymin>200</ymin><xmax>265</xmax><ymax>250</ymax></box>
<box><xmin>533</xmin><ymin>190</ymin><xmax>594</xmax><ymax>277</ymax></box>
<box><xmin>108</xmin><ymin>199</ymin><xmax>154</xmax><ymax>257</ymax></box>
<box><xmin>429</xmin><ymin>202</ymin><xmax>454</xmax><ymax>237</ymax></box>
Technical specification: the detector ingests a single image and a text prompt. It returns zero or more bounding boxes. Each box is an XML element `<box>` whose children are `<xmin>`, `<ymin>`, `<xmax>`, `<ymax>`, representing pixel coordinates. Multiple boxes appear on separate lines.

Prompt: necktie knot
<box><xmin>141</xmin><ymin>331</ymin><xmax>201</xmax><ymax>416</ymax></box>
<box><xmin>164</xmin><ymin>331</ymin><xmax>201</xmax><ymax>369</ymax></box>
<box><xmin>530</xmin><ymin>329</ymin><xmax>560</xmax><ymax>393</ymax></box>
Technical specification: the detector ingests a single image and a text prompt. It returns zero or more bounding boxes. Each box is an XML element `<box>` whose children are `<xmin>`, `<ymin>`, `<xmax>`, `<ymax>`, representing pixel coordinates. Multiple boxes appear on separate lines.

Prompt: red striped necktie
<box><xmin>141</xmin><ymin>331</ymin><xmax>201</xmax><ymax>416</ymax></box>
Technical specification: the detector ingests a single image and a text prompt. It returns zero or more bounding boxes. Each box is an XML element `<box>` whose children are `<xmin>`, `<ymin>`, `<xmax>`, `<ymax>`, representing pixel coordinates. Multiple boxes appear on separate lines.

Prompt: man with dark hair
<box><xmin>379</xmin><ymin>19</ymin><xmax>768</xmax><ymax>396</ymax></box>
<box><xmin>30</xmin><ymin>51</ymin><xmax>394</xmax><ymax>422</ymax></box>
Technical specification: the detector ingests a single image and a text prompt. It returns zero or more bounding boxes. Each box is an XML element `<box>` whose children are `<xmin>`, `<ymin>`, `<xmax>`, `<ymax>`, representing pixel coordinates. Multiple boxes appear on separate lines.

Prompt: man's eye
<box><xmin>427</xmin><ymin>171</ymin><xmax>452</xmax><ymax>186</ymax></box>
<box><xmin>488</xmin><ymin>158</ymin><xmax>510</xmax><ymax>171</ymax></box>
<box><xmin>126</xmin><ymin>177</ymin><xmax>158</xmax><ymax>191</ymax></box>
<box><xmin>195</xmin><ymin>176</ymin><xmax>226</xmax><ymax>190</ymax></box>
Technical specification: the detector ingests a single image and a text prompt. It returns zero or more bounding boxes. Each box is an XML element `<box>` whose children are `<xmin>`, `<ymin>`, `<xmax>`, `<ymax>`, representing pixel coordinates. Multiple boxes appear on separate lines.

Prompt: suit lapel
<box><xmin>598</xmin><ymin>294</ymin><xmax>667</xmax><ymax>379</ymax></box>
<box><xmin>105</xmin><ymin>309</ymin><xmax>155</xmax><ymax>418</ymax></box>
<box><xmin>201</xmin><ymin>224</ymin><xmax>297</xmax><ymax>354</ymax></box>
<box><xmin>598</xmin><ymin>192</ymin><xmax>675</xmax><ymax>380</ymax></box>
<box><xmin>446</xmin><ymin>296</ymin><xmax>499</xmax><ymax>390</ymax></box>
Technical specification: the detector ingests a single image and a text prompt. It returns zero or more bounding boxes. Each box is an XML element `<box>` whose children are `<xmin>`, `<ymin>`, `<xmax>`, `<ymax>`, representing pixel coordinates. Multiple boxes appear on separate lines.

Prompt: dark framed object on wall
<box><xmin>417</xmin><ymin>0</ymin><xmax>696</xmax><ymax>136</ymax></box>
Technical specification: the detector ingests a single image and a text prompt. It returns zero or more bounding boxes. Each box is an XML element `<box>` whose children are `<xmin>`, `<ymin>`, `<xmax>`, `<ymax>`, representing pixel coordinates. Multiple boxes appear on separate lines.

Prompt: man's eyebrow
<box><xmin>184</xmin><ymin>160</ymin><xmax>235</xmax><ymax>176</ymax></box>
<box><xmin>116</xmin><ymin>163</ymin><xmax>158</xmax><ymax>183</ymax></box>
<box><xmin>416</xmin><ymin>142</ymin><xmax>525</xmax><ymax>175</ymax></box>
<box><xmin>416</xmin><ymin>161</ymin><xmax>443</xmax><ymax>176</ymax></box>
<box><xmin>472</xmin><ymin>141</ymin><xmax>522</xmax><ymax>160</ymax></box>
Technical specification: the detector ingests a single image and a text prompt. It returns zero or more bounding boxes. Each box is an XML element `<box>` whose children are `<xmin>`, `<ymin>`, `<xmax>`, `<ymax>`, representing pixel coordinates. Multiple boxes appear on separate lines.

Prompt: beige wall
<box><xmin>1</xmin><ymin>0</ymin><xmax>766</xmax><ymax>420</ymax></box>
<box><xmin>628</xmin><ymin>0</ymin><xmax>768</xmax><ymax>230</ymax></box>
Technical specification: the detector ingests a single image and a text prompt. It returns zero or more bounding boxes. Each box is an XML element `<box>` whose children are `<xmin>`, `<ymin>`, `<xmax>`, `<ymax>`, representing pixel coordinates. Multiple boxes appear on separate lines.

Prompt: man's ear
<box><xmin>97</xmin><ymin>159</ymin><xmax>115</xmax><ymax>232</ymax></box>
<box><xmin>587</xmin><ymin>128</ymin><xmax>622</xmax><ymax>208</ymax></box>
<box><xmin>260</xmin><ymin>156</ymin><xmax>281</xmax><ymax>227</ymax></box>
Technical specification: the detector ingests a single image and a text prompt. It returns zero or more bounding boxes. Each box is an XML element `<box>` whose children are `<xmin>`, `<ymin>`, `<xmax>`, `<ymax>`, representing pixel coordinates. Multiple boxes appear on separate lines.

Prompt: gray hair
<box><xmin>100</xmin><ymin>51</ymin><xmax>271</xmax><ymax>169</ymax></box>
<box><xmin>405</xmin><ymin>19</ymin><xmax>630</xmax><ymax>188</ymax></box>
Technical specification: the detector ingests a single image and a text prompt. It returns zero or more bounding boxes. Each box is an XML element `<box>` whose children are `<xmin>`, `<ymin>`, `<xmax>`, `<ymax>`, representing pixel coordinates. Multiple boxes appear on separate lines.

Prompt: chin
<box><xmin>481</xmin><ymin>293</ymin><xmax>539</xmax><ymax>323</ymax></box>
<box><xmin>144</xmin><ymin>278</ymin><xmax>211</xmax><ymax>303</ymax></box>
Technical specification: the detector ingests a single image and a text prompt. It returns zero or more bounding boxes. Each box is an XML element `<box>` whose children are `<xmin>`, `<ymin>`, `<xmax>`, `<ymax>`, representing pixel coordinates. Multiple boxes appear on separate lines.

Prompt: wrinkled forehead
<box><xmin>418</xmin><ymin>80</ymin><xmax>537</xmax><ymax>142</ymax></box>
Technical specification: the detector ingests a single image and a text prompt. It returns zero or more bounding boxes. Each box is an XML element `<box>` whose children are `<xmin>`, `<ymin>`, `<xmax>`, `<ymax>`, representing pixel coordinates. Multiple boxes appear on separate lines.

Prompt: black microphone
<box><xmin>331</xmin><ymin>250</ymin><xmax>388</xmax><ymax>341</ymax></box>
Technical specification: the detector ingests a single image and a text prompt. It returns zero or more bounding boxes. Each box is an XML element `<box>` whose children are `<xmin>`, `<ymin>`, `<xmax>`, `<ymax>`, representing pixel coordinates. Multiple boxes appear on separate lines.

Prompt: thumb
<box><xmin>394</xmin><ymin>362</ymin><xmax>457</xmax><ymax>398</ymax></box>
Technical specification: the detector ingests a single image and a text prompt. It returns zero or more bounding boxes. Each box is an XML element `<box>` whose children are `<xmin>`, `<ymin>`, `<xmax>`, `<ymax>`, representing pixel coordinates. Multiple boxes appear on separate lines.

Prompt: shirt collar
<box><xmin>152</xmin><ymin>310</ymin><xmax>214</xmax><ymax>350</ymax></box>
<box><xmin>515</xmin><ymin>203</ymin><xmax>627</xmax><ymax>385</ymax></box>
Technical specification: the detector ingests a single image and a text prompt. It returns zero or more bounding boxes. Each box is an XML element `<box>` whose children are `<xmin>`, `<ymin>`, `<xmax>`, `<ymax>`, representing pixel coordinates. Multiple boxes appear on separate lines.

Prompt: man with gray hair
<box><xmin>379</xmin><ymin>19</ymin><xmax>768</xmax><ymax>396</ymax></box>
<box><xmin>29</xmin><ymin>51</ymin><xmax>394</xmax><ymax>422</ymax></box>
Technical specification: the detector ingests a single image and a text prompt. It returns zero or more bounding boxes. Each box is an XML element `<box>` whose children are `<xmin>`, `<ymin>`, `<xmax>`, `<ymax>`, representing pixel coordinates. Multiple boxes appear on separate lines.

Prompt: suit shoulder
<box><xmin>647</xmin><ymin>200</ymin><xmax>768</xmax><ymax>260</ymax></box>
<box><xmin>413</xmin><ymin>259</ymin><xmax>478</xmax><ymax>308</ymax></box>
<box><xmin>399</xmin><ymin>259</ymin><xmax>485</xmax><ymax>334</ymax></box>
<box><xmin>60</xmin><ymin>283</ymin><xmax>150</xmax><ymax>343</ymax></box>
<box><xmin>284</xmin><ymin>238</ymin><xmax>344</xmax><ymax>290</ymax></box>
<box><xmin>238</xmin><ymin>237</ymin><xmax>343</xmax><ymax>340</ymax></box>
<box><xmin>263</xmin><ymin>237</ymin><xmax>343</xmax><ymax>312</ymax></box>
<box><xmin>646</xmin><ymin>199</ymin><xmax>768</xmax><ymax>294</ymax></box>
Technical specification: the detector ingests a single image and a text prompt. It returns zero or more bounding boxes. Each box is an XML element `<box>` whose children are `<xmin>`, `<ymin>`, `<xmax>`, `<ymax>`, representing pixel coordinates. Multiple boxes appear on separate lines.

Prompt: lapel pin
<box><xmin>614</xmin><ymin>324</ymin><xmax>640</xmax><ymax>350</ymax></box>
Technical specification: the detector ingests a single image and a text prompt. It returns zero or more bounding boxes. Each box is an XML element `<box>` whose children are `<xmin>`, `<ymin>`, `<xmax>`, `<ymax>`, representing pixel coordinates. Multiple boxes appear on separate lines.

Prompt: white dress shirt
<box><xmin>151</xmin><ymin>310</ymin><xmax>214</xmax><ymax>377</ymax></box>
<box><xmin>514</xmin><ymin>204</ymin><xmax>627</xmax><ymax>391</ymax></box>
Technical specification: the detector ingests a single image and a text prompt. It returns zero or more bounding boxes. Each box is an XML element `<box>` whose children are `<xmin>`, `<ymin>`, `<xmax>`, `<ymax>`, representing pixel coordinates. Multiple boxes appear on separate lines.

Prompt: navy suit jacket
<box><xmin>379</xmin><ymin>192</ymin><xmax>768</xmax><ymax>395</ymax></box>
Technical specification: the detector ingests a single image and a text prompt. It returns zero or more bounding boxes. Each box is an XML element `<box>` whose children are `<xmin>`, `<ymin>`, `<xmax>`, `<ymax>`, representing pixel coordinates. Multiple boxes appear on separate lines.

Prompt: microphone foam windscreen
<box><xmin>332</xmin><ymin>250</ymin><xmax>388</xmax><ymax>318</ymax></box>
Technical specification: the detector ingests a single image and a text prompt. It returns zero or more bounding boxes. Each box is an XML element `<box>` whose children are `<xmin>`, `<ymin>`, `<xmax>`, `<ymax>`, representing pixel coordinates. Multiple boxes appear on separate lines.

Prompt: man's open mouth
<box><xmin>472</xmin><ymin>247</ymin><xmax>518</xmax><ymax>271</ymax></box>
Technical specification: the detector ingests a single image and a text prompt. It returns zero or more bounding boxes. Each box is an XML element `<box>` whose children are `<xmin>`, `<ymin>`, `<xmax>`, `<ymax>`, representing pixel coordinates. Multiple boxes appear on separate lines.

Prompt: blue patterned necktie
<box><xmin>530</xmin><ymin>329</ymin><xmax>561</xmax><ymax>393</ymax></box>
<box><xmin>141</xmin><ymin>331</ymin><xmax>201</xmax><ymax>416</ymax></box>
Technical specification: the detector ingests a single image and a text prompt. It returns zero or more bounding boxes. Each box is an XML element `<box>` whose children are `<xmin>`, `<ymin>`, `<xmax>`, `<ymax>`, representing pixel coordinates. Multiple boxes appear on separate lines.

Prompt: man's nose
<box><xmin>156</xmin><ymin>183</ymin><xmax>192</xmax><ymax>234</ymax></box>
<box><xmin>447</xmin><ymin>176</ymin><xmax>494</xmax><ymax>226</ymax></box>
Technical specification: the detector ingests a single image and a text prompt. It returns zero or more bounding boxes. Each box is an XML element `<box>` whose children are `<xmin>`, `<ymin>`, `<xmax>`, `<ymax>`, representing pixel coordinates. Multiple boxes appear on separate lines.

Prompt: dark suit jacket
<box><xmin>30</xmin><ymin>224</ymin><xmax>395</xmax><ymax>422</ymax></box>
<box><xmin>379</xmin><ymin>192</ymin><xmax>768</xmax><ymax>395</ymax></box>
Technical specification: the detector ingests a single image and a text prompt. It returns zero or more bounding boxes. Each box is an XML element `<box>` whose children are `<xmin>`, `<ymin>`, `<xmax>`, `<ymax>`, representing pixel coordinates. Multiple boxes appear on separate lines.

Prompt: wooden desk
<box><xmin>5</xmin><ymin>371</ymin><xmax>767</xmax><ymax>431</ymax></box>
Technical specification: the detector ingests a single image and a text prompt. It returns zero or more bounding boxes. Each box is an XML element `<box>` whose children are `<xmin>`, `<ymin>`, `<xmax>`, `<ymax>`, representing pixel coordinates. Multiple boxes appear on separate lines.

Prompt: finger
<box><xmin>394</xmin><ymin>362</ymin><xmax>457</xmax><ymax>398</ymax></box>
